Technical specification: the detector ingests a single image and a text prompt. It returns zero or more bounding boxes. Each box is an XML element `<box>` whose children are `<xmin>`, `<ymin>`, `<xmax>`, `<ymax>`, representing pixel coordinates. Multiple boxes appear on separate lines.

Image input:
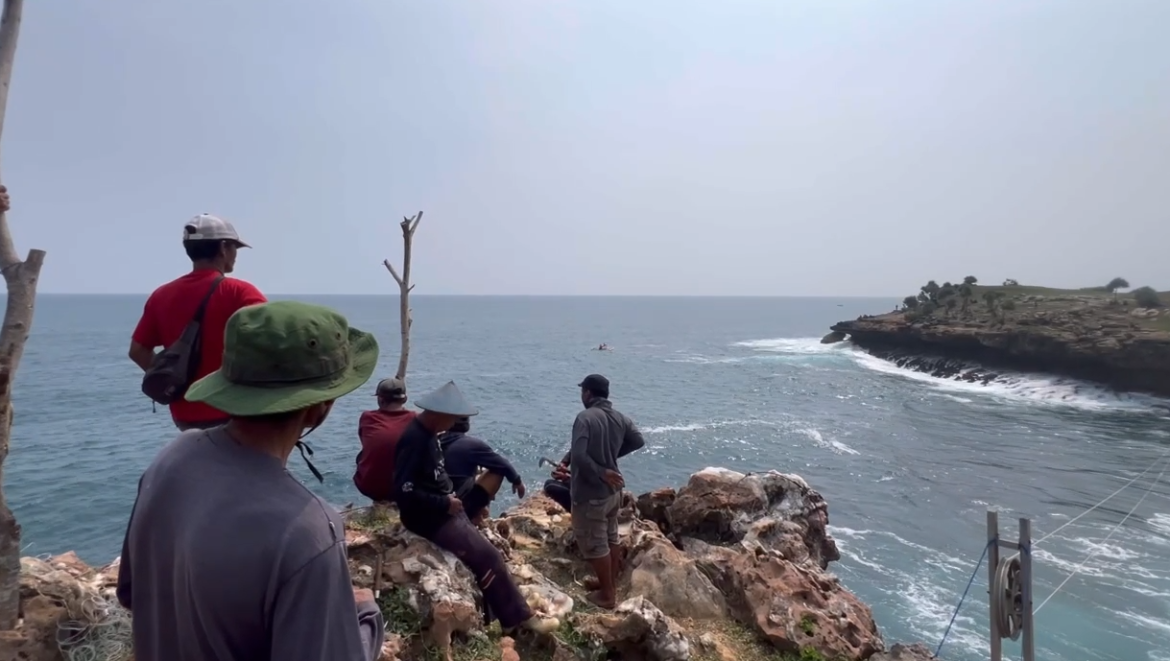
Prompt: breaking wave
<box><xmin>730</xmin><ymin>337</ymin><xmax>1166</xmax><ymax>413</ymax></box>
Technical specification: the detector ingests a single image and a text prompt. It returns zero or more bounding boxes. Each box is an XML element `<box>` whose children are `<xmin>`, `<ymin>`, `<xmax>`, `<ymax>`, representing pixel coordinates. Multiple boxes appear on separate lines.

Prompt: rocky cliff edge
<box><xmin>7</xmin><ymin>467</ymin><xmax>941</xmax><ymax>661</ymax></box>
<box><xmin>828</xmin><ymin>291</ymin><xmax>1170</xmax><ymax>397</ymax></box>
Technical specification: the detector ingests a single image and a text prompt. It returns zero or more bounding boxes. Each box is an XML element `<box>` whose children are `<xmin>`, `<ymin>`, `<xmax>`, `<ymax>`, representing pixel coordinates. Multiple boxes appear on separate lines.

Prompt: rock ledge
<box><xmin>11</xmin><ymin>468</ymin><xmax>943</xmax><ymax>661</ymax></box>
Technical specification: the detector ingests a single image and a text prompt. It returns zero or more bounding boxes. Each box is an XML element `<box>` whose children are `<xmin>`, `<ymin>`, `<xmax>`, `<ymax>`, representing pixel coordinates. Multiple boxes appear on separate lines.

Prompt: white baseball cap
<box><xmin>182</xmin><ymin>213</ymin><xmax>251</xmax><ymax>248</ymax></box>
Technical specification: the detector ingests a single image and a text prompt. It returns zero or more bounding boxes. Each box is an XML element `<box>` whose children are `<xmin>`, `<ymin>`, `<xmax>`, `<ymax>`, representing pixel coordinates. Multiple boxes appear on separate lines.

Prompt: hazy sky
<box><xmin>5</xmin><ymin>1</ymin><xmax>1168</xmax><ymax>296</ymax></box>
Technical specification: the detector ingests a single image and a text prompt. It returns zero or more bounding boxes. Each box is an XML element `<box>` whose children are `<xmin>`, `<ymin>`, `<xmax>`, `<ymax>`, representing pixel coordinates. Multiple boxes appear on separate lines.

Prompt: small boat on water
<box><xmin>594</xmin><ymin>343</ymin><xmax>613</xmax><ymax>351</ymax></box>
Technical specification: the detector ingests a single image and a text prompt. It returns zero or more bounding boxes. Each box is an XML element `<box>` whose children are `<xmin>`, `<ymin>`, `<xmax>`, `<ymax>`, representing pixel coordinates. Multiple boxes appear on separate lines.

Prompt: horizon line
<box><xmin>22</xmin><ymin>292</ymin><xmax>903</xmax><ymax>299</ymax></box>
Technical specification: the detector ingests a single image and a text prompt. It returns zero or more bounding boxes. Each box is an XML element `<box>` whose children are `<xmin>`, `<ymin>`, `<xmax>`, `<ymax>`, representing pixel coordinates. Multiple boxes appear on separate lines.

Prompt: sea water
<box><xmin>8</xmin><ymin>294</ymin><xmax>1170</xmax><ymax>661</ymax></box>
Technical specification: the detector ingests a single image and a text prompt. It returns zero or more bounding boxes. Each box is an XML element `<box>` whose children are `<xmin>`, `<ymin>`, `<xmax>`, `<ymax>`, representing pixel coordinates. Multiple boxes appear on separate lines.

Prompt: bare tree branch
<box><xmin>384</xmin><ymin>211</ymin><xmax>422</xmax><ymax>381</ymax></box>
<box><xmin>0</xmin><ymin>0</ymin><xmax>22</xmax><ymax>269</ymax></box>
<box><xmin>382</xmin><ymin>259</ymin><xmax>403</xmax><ymax>287</ymax></box>
<box><xmin>0</xmin><ymin>0</ymin><xmax>46</xmax><ymax>630</ymax></box>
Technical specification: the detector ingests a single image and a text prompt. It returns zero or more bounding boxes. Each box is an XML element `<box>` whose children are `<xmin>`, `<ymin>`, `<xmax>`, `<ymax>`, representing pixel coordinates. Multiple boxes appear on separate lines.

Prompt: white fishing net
<box><xmin>20</xmin><ymin>556</ymin><xmax>133</xmax><ymax>661</ymax></box>
<box><xmin>56</xmin><ymin>596</ymin><xmax>134</xmax><ymax>661</ymax></box>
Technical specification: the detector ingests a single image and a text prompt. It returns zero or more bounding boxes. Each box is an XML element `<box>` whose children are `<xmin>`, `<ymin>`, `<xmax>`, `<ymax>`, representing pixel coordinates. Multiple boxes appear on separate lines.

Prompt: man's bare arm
<box><xmin>128</xmin><ymin>341</ymin><xmax>155</xmax><ymax>372</ymax></box>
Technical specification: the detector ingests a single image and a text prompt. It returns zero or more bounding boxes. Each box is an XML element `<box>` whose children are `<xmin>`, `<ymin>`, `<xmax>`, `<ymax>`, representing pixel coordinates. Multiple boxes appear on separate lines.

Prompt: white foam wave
<box><xmin>796</xmin><ymin>426</ymin><xmax>859</xmax><ymax>455</ymax></box>
<box><xmin>1059</xmin><ymin>536</ymin><xmax>1148</xmax><ymax>563</ymax></box>
<box><xmin>1120</xmin><ymin>579</ymin><xmax>1170</xmax><ymax>599</ymax></box>
<box><xmin>663</xmin><ymin>354</ymin><xmax>743</xmax><ymax>365</ymax></box>
<box><xmin>640</xmin><ymin>419</ymin><xmax>778</xmax><ymax>434</ymax></box>
<box><xmin>942</xmin><ymin>395</ymin><xmax>975</xmax><ymax>404</ymax></box>
<box><xmin>851</xmin><ymin>351</ymin><xmax>1159</xmax><ymax>412</ymax></box>
<box><xmin>828</xmin><ymin>526</ymin><xmax>969</xmax><ymax>570</ymax></box>
<box><xmin>1127</xmin><ymin>612</ymin><xmax>1170</xmax><ymax>637</ymax></box>
<box><xmin>732</xmin><ymin>338</ymin><xmax>852</xmax><ymax>355</ymax></box>
<box><xmin>831</xmin><ymin>520</ymin><xmax>1170</xmax><ymax>660</ymax></box>
<box><xmin>829</xmin><ymin>525</ymin><xmax>986</xmax><ymax>656</ymax></box>
<box><xmin>1032</xmin><ymin>547</ymin><xmax>1110</xmax><ymax>579</ymax></box>
<box><xmin>638</xmin><ymin>417</ymin><xmax>863</xmax><ymax>457</ymax></box>
<box><xmin>839</xmin><ymin>548</ymin><xmax>889</xmax><ymax>574</ymax></box>
<box><xmin>903</xmin><ymin>579</ymin><xmax>986</xmax><ymax>655</ymax></box>
<box><xmin>734</xmin><ymin>336</ymin><xmax>1164</xmax><ymax>413</ymax></box>
<box><xmin>1150</xmin><ymin>513</ymin><xmax>1170</xmax><ymax>536</ymax></box>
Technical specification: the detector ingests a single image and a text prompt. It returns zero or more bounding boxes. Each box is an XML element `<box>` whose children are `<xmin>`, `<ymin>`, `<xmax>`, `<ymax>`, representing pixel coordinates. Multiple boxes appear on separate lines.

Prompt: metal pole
<box><xmin>1019</xmin><ymin>517</ymin><xmax>1035</xmax><ymax>661</ymax></box>
<box><xmin>988</xmin><ymin>510</ymin><xmax>1002</xmax><ymax>661</ymax></box>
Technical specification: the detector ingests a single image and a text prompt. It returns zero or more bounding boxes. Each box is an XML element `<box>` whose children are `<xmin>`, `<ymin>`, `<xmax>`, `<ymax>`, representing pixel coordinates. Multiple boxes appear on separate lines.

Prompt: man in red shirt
<box><xmin>354</xmin><ymin>377</ymin><xmax>417</xmax><ymax>502</ymax></box>
<box><xmin>129</xmin><ymin>214</ymin><xmax>267</xmax><ymax>430</ymax></box>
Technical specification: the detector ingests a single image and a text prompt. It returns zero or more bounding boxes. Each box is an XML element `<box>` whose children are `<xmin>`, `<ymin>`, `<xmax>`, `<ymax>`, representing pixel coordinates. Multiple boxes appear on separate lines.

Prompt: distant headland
<box><xmin>824</xmin><ymin>277</ymin><xmax>1170</xmax><ymax>398</ymax></box>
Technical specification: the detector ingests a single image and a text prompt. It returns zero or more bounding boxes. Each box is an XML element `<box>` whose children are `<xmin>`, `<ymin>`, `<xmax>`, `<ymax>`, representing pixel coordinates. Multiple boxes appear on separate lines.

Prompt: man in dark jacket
<box><xmin>440</xmin><ymin>417</ymin><xmax>526</xmax><ymax>524</ymax></box>
<box><xmin>392</xmin><ymin>381</ymin><xmax>557</xmax><ymax>635</ymax></box>
<box><xmin>562</xmin><ymin>373</ymin><xmax>645</xmax><ymax>609</ymax></box>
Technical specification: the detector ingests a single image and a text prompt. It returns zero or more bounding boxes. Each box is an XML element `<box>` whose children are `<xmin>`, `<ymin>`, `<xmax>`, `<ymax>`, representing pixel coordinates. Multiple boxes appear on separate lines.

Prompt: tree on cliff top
<box><xmin>920</xmin><ymin>280</ymin><xmax>940</xmax><ymax>301</ymax></box>
<box><xmin>383</xmin><ymin>212</ymin><xmax>423</xmax><ymax>381</ymax></box>
<box><xmin>958</xmin><ymin>283</ymin><xmax>975</xmax><ymax>316</ymax></box>
<box><xmin>963</xmin><ymin>275</ymin><xmax>978</xmax><ymax>285</ymax></box>
<box><xmin>0</xmin><ymin>0</ymin><xmax>48</xmax><ymax>629</ymax></box>
<box><xmin>982</xmin><ymin>290</ymin><xmax>1007</xmax><ymax>323</ymax></box>
<box><xmin>1106</xmin><ymin>277</ymin><xmax>1130</xmax><ymax>293</ymax></box>
<box><xmin>1133</xmin><ymin>286</ymin><xmax>1163</xmax><ymax>308</ymax></box>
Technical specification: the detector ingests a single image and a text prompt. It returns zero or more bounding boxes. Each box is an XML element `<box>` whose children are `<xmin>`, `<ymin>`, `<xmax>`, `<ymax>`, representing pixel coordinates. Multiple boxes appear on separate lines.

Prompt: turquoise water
<box><xmin>8</xmin><ymin>294</ymin><xmax>1170</xmax><ymax>661</ymax></box>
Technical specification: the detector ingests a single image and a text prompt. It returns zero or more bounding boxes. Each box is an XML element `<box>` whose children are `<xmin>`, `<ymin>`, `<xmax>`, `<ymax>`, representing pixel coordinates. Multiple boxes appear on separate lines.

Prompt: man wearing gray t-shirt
<box><xmin>116</xmin><ymin>301</ymin><xmax>385</xmax><ymax>661</ymax></box>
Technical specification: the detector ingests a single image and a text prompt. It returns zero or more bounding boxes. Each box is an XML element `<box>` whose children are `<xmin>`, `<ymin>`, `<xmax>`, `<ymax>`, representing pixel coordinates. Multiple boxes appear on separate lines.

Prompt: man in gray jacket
<box><xmin>117</xmin><ymin>302</ymin><xmax>385</xmax><ymax>661</ymax></box>
<box><xmin>562</xmin><ymin>373</ymin><xmax>645</xmax><ymax>609</ymax></box>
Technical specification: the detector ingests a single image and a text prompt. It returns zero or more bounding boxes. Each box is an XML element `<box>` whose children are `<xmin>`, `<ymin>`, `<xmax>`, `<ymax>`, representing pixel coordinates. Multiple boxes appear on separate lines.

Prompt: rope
<box><xmin>55</xmin><ymin>595</ymin><xmax>134</xmax><ymax>661</ymax></box>
<box><xmin>936</xmin><ymin>445</ymin><xmax>1170</xmax><ymax>656</ymax></box>
<box><xmin>1028</xmin><ymin>445</ymin><xmax>1170</xmax><ymax>550</ymax></box>
<box><xmin>934</xmin><ymin>540</ymin><xmax>991</xmax><ymax>658</ymax></box>
<box><xmin>1034</xmin><ymin>456</ymin><xmax>1167</xmax><ymax>614</ymax></box>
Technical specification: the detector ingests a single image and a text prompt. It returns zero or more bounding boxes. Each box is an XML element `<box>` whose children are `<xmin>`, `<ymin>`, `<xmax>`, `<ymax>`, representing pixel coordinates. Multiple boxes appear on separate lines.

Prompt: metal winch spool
<box><xmin>991</xmin><ymin>554</ymin><xmax>1024</xmax><ymax>641</ymax></box>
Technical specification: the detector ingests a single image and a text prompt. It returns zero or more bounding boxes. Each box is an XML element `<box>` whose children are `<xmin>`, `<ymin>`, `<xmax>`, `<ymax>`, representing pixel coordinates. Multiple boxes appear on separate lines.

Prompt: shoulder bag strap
<box><xmin>193</xmin><ymin>276</ymin><xmax>226</xmax><ymax>325</ymax></box>
<box><xmin>182</xmin><ymin>276</ymin><xmax>226</xmax><ymax>385</ymax></box>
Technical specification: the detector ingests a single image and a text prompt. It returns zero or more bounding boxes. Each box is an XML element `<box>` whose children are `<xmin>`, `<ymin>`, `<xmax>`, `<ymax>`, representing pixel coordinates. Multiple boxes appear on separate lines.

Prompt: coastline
<box><xmin>825</xmin><ymin>284</ymin><xmax>1170</xmax><ymax>398</ymax></box>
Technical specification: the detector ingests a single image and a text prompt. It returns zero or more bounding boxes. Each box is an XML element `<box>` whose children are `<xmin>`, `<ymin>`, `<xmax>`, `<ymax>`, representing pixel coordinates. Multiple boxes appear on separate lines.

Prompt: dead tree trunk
<box><xmin>382</xmin><ymin>211</ymin><xmax>421</xmax><ymax>381</ymax></box>
<box><xmin>0</xmin><ymin>0</ymin><xmax>46</xmax><ymax>630</ymax></box>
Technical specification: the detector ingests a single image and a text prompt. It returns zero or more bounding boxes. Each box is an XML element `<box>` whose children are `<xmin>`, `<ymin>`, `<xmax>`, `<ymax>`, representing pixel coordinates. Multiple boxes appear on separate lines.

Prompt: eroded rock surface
<box><xmin>645</xmin><ymin>467</ymin><xmax>840</xmax><ymax>570</ymax></box>
<box><xmin>12</xmin><ymin>467</ymin><xmax>943</xmax><ymax>661</ymax></box>
<box><xmin>578</xmin><ymin>596</ymin><xmax>691</xmax><ymax>661</ymax></box>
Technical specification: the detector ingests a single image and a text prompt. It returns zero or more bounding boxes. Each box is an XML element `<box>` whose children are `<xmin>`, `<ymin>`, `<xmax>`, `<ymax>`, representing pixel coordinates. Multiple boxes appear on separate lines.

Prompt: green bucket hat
<box><xmin>185</xmin><ymin>301</ymin><xmax>379</xmax><ymax>416</ymax></box>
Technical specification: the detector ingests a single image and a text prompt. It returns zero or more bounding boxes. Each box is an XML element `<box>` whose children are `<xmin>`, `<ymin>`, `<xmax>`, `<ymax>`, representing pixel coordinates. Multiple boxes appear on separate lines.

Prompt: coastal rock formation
<box><xmin>871</xmin><ymin>642</ymin><xmax>940</xmax><ymax>661</ymax></box>
<box><xmin>821</xmin><ymin>331</ymin><xmax>847</xmax><ymax>344</ymax></box>
<box><xmin>11</xmin><ymin>468</ymin><xmax>941</xmax><ymax>661</ymax></box>
<box><xmin>658</xmin><ymin>467</ymin><xmax>841</xmax><ymax>570</ymax></box>
<box><xmin>829</xmin><ymin>290</ymin><xmax>1170</xmax><ymax>397</ymax></box>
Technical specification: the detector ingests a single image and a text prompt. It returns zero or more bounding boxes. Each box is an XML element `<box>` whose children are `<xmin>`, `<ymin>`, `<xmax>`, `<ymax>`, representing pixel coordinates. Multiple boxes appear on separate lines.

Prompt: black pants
<box><xmin>542</xmin><ymin>479</ymin><xmax>571</xmax><ymax>513</ymax></box>
<box><xmin>455</xmin><ymin>479</ymin><xmax>493</xmax><ymax>519</ymax></box>
<box><xmin>427</xmin><ymin>514</ymin><xmax>532</xmax><ymax>628</ymax></box>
